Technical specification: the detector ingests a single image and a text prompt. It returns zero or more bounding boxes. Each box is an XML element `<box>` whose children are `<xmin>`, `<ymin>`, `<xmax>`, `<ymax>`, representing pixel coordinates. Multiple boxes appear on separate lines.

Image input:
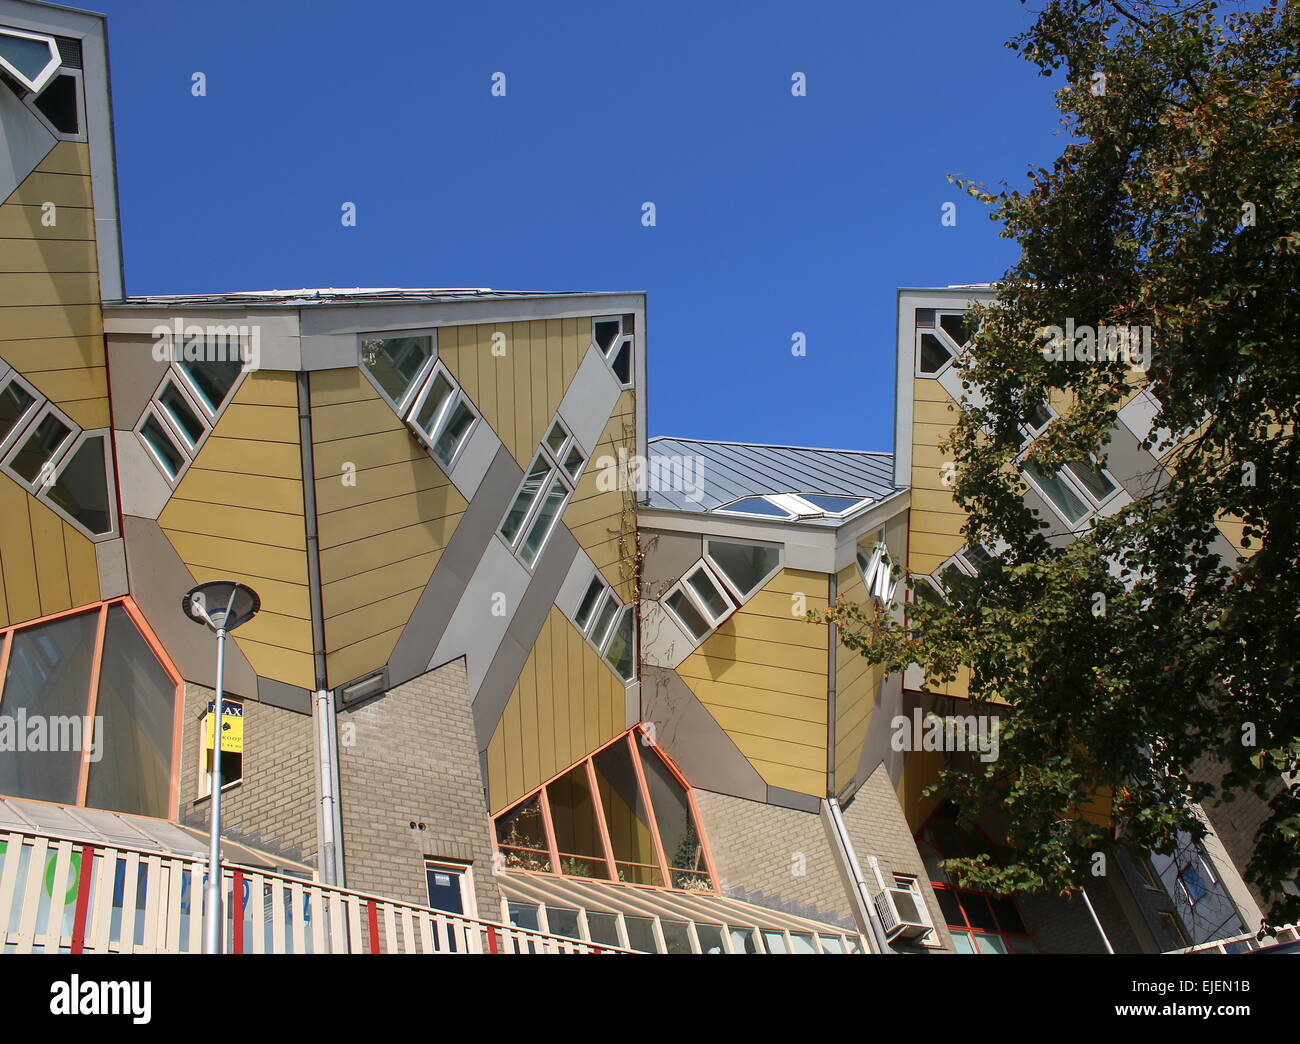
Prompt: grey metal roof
<box><xmin>644</xmin><ymin>436</ymin><xmax>899</xmax><ymax>522</ymax></box>
<box><xmin>107</xmin><ymin>287</ymin><xmax>637</xmax><ymax>308</ymax></box>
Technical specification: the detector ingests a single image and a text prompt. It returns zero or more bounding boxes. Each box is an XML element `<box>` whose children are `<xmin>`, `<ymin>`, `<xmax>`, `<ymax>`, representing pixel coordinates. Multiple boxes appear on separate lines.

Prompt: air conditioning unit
<box><xmin>875</xmin><ymin>886</ymin><xmax>933</xmax><ymax>942</ymax></box>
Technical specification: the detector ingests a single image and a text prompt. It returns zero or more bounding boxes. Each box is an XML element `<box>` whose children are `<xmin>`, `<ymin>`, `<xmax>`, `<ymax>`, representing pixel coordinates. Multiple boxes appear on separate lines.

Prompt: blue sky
<box><xmin>94</xmin><ymin>0</ymin><xmax>1064</xmax><ymax>453</ymax></box>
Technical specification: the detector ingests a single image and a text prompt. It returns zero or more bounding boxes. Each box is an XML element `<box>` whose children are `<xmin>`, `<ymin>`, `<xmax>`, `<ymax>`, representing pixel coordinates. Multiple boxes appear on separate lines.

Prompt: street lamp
<box><xmin>182</xmin><ymin>581</ymin><xmax>260</xmax><ymax>955</ymax></box>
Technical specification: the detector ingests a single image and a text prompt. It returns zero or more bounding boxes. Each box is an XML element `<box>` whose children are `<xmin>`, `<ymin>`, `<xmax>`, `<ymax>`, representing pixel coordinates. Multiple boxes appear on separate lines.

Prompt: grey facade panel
<box><xmin>105</xmin><ymin>335</ymin><xmax>167</xmax><ymax>430</ymax></box>
<box><xmin>257</xmin><ymin>675</ymin><xmax>313</xmax><ymax>715</ymax></box>
<box><xmin>0</xmin><ymin>80</ymin><xmax>55</xmax><ymax>206</ymax></box>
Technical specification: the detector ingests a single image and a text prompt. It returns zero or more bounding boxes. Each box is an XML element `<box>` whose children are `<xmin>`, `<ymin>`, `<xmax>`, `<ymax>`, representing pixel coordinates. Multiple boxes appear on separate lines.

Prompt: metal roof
<box><xmin>643</xmin><ymin>436</ymin><xmax>900</xmax><ymax>522</ymax></box>
<box><xmin>107</xmin><ymin>287</ymin><xmax>638</xmax><ymax>308</ymax></box>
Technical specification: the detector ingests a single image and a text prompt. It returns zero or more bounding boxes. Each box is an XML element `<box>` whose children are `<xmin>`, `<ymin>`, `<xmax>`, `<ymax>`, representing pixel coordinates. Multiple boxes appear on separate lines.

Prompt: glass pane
<box><xmin>622</xmin><ymin>915</ymin><xmax>658</xmax><ymax>953</ymax></box>
<box><xmin>494</xmin><ymin>795</ymin><xmax>551</xmax><ymax>872</ymax></box>
<box><xmin>590</xmin><ymin>596</ymin><xmax>618</xmax><ymax>647</ymax></box>
<box><xmin>519</xmin><ymin>477</ymin><xmax>567</xmax><ymax>567</ymax></box>
<box><xmin>706</xmin><ymin>540</ymin><xmax>779</xmax><ymax>598</ymax></box>
<box><xmin>593</xmin><ymin>319</ymin><xmax>621</xmax><ymax>354</ymax></box>
<box><xmin>178</xmin><ymin>358</ymin><xmax>243</xmax><ymax>413</ymax></box>
<box><xmin>603</xmin><ymin>607</ymin><xmax>635</xmax><ymax>681</ymax></box>
<box><xmin>951</xmin><ymin>931</ymin><xmax>977</xmax><ymax>953</ymax></box>
<box><xmin>789</xmin><ymin>932</ymin><xmax>817</xmax><ymax>954</ymax></box>
<box><xmin>988</xmin><ymin>896</ymin><xmax>1026</xmax><ymax>935</ymax></box>
<box><xmin>562</xmin><ymin>445</ymin><xmax>585</xmax><ymax>479</ymax></box>
<box><xmin>661</xmin><ymin>920</ymin><xmax>693</xmax><ymax>954</ymax></box>
<box><xmin>939</xmin><ymin>312</ymin><xmax>970</xmax><ymax>346</ymax></box>
<box><xmin>819</xmin><ymin>934</ymin><xmax>845</xmax><ymax>954</ymax></box>
<box><xmin>974</xmin><ymin>933</ymin><xmax>1009</xmax><ymax>954</ymax></box>
<box><xmin>798</xmin><ymin>494</ymin><xmax>863</xmax><ymax>513</ymax></box>
<box><xmin>159</xmin><ymin>381</ymin><xmax>205</xmax><ymax>446</ymax></box>
<box><xmin>666</xmin><ymin>588</ymin><xmax>709</xmax><ymax>640</ymax></box>
<box><xmin>545</xmin><ymin>422</ymin><xmax>567</xmax><ymax>455</ymax></box>
<box><xmin>935</xmin><ymin>888</ymin><xmax>964</xmax><ymax>928</ymax></box>
<box><xmin>46</xmin><ymin>435</ymin><xmax>112</xmax><ymax>535</ymax></box>
<box><xmin>1022</xmin><ymin>461</ymin><xmax>1088</xmax><ymax>523</ymax></box>
<box><xmin>1066</xmin><ymin>460</ymin><xmax>1118</xmax><ymax>503</ymax></box>
<box><xmin>696</xmin><ymin>923</ymin><xmax>725</xmax><ymax>954</ymax></box>
<box><xmin>411</xmin><ymin>373</ymin><xmax>454</xmax><ymax>436</ymax></box>
<box><xmin>918</xmin><ymin>332</ymin><xmax>954</xmax><ymax>373</ymax></box>
<box><xmin>140</xmin><ymin>415</ymin><xmax>185</xmax><ymax>479</ymax></box>
<box><xmin>717</xmin><ymin>496</ymin><xmax>788</xmax><ymax>518</ymax></box>
<box><xmin>547</xmin><ymin>767</ymin><xmax>611</xmax><ymax>880</ymax></box>
<box><xmin>33</xmin><ymin>73</ymin><xmax>78</xmax><ymax>134</ymax></box>
<box><xmin>507</xmin><ymin>902</ymin><xmax>540</xmax><ymax>931</ymax></box>
<box><xmin>360</xmin><ymin>336</ymin><xmax>432</xmax><ymax>404</ymax></box>
<box><xmin>637</xmin><ymin>739</ymin><xmax>712</xmax><ymax>891</ymax></box>
<box><xmin>0</xmin><ymin>379</ymin><xmax>35</xmax><ymax>442</ymax></box>
<box><xmin>574</xmin><ymin>578</ymin><xmax>605</xmax><ymax>631</ymax></box>
<box><xmin>960</xmin><ymin>892</ymin><xmax>999</xmax><ymax>933</ymax></box>
<box><xmin>545</xmin><ymin>906</ymin><xmax>581</xmax><ymax>940</ymax></box>
<box><xmin>10</xmin><ymin>412</ymin><xmax>70</xmax><ymax>483</ymax></box>
<box><xmin>500</xmin><ymin>457</ymin><xmax>551</xmax><ymax>543</ymax></box>
<box><xmin>0</xmin><ymin>31</ymin><xmax>54</xmax><ymax>82</ymax></box>
<box><xmin>592</xmin><ymin>739</ymin><xmax>662</xmax><ymax>886</ymax></box>
<box><xmin>0</xmin><ymin>610</ymin><xmax>99</xmax><ymax>804</ymax></box>
<box><xmin>585</xmin><ymin>912</ymin><xmax>621</xmax><ymax>948</ymax></box>
<box><xmin>85</xmin><ymin>606</ymin><xmax>177</xmax><ymax>817</ymax></box>
<box><xmin>431</xmin><ymin>400</ymin><xmax>475</xmax><ymax>465</ymax></box>
<box><xmin>425</xmin><ymin>867</ymin><xmax>464</xmax><ymax>915</ymax></box>
<box><xmin>728</xmin><ymin>926</ymin><xmax>759</xmax><ymax>954</ymax></box>
<box><xmin>611</xmin><ymin>340</ymin><xmax>631</xmax><ymax>385</ymax></box>
<box><xmin>686</xmin><ymin>567</ymin><xmax>730</xmax><ymax>620</ymax></box>
<box><xmin>762</xmin><ymin>930</ymin><xmax>789</xmax><ymax>954</ymax></box>
<box><xmin>1026</xmin><ymin>400</ymin><xmax>1053</xmax><ymax>432</ymax></box>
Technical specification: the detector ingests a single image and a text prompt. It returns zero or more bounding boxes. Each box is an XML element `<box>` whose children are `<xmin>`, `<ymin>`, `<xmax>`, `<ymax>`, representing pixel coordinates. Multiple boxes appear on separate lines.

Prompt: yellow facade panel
<box><xmin>186</xmin><ymin>436</ymin><xmax>302</xmax><ymax>479</ymax></box>
<box><xmin>324</xmin><ymin>587</ymin><xmax>423</xmax><ymax>654</ymax></box>
<box><xmin>0</xmin><ymin>271</ymin><xmax>100</xmax><ymax>308</ymax></box>
<box><xmin>0</xmin><ymin>239</ymin><xmax>98</xmax><ymax>274</ymax></box>
<box><xmin>164</xmin><ymin>531</ymin><xmax>308</xmax><ymax>585</ymax></box>
<box><xmin>33</xmin><ymin>142</ymin><xmax>90</xmax><ymax>176</ymax></box>
<box><xmin>230</xmin><ymin>636</ymin><xmax>314</xmax><ymax>690</ymax></box>
<box><xmin>311</xmin><ymin>429</ymin><xmax>424</xmax><ymax>477</ymax></box>
<box><xmin>6</xmin><ymin>172</ymin><xmax>93</xmax><ymax>208</ymax></box>
<box><xmin>320</xmin><ymin>551</ymin><xmax>440</xmax><ymax>617</ymax></box>
<box><xmin>214</xmin><ymin>403</ymin><xmax>300</xmax><ymax>444</ymax></box>
<box><xmin>0</xmin><ymin>203</ymin><xmax>96</xmax><ymax>240</ymax></box>
<box><xmin>176</xmin><ymin>469</ymin><xmax>304</xmax><ymax>516</ymax></box>
<box><xmin>0</xmin><ymin>304</ymin><xmax>101</xmax><ymax>340</ymax></box>
<box><xmin>160</xmin><ymin>499</ymin><xmax>306</xmax><ymax>551</ymax></box>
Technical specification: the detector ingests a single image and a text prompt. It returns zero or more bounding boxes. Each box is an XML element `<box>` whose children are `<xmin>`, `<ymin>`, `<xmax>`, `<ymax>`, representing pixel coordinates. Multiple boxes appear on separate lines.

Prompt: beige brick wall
<box><xmin>179</xmin><ymin>683</ymin><xmax>318</xmax><ymax>868</ymax></box>
<box><xmin>335</xmin><ymin>657</ymin><xmax>500</xmax><ymax>918</ymax></box>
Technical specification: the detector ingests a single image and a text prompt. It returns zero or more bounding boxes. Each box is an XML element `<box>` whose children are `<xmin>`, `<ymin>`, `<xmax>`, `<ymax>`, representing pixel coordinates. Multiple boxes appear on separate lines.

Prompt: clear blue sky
<box><xmin>94</xmin><ymin>0</ymin><xmax>1063</xmax><ymax>454</ymax></box>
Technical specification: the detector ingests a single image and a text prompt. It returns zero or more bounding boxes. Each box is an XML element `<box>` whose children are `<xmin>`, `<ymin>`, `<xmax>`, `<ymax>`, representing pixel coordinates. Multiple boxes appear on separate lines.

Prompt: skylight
<box><xmin>714</xmin><ymin>492</ymin><xmax>873</xmax><ymax>521</ymax></box>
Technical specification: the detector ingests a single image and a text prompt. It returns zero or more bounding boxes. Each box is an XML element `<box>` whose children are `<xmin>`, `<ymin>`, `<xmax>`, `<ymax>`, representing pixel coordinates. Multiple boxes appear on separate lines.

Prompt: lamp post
<box><xmin>182</xmin><ymin>581</ymin><xmax>260</xmax><ymax>955</ymax></box>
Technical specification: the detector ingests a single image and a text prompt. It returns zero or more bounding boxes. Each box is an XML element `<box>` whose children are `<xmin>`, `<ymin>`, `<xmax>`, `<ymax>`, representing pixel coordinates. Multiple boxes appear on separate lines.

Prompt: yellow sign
<box><xmin>205</xmin><ymin>702</ymin><xmax>244</xmax><ymax>754</ymax></box>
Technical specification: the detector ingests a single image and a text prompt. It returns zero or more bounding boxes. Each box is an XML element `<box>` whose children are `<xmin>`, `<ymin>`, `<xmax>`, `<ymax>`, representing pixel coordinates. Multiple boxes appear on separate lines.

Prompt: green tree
<box><xmin>823</xmin><ymin>0</ymin><xmax>1300</xmax><ymax>927</ymax></box>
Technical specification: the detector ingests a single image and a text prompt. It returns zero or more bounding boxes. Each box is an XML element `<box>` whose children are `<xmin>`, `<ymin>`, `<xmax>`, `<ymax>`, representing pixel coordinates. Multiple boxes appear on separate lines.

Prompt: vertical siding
<box><xmin>486</xmin><ymin>607</ymin><xmax>628</xmax><ymax>814</ymax></box>
<box><xmin>436</xmin><ymin>318</ymin><xmax>590</xmax><ymax>470</ymax></box>
<box><xmin>563</xmin><ymin>389</ymin><xmax>636</xmax><ymax>601</ymax></box>
<box><xmin>908</xmin><ymin>377</ymin><xmax>965</xmax><ymax>575</ymax></box>
<box><xmin>158</xmin><ymin>371</ymin><xmax>313</xmax><ymax>688</ymax></box>
<box><xmin>309</xmin><ymin>367</ymin><xmax>467</xmax><ymax>689</ymax></box>
<box><xmin>833</xmin><ymin>561</ymin><xmax>881</xmax><ymax>789</ymax></box>
<box><xmin>676</xmin><ymin>568</ymin><xmax>830</xmax><ymax>797</ymax></box>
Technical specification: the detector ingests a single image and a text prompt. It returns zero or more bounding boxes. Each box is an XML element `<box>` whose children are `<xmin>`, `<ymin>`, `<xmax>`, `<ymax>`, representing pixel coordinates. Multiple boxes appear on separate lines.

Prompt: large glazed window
<box><xmin>0</xmin><ymin>600</ymin><xmax>182</xmax><ymax>817</ymax></box>
<box><xmin>43</xmin><ymin>433</ymin><xmax>114</xmax><ymax>537</ymax></box>
<box><xmin>360</xmin><ymin>334</ymin><xmax>434</xmax><ymax>408</ymax></box>
<box><xmin>499</xmin><ymin>420</ymin><xmax>586</xmax><ymax>568</ymax></box>
<box><xmin>704</xmin><ymin>538</ymin><xmax>781</xmax><ymax>600</ymax></box>
<box><xmin>492</xmin><ymin>728</ymin><xmax>716</xmax><ymax>894</ymax></box>
<box><xmin>177</xmin><ymin>358</ymin><xmax>244</xmax><ymax>416</ymax></box>
<box><xmin>0</xmin><ymin>27</ymin><xmax>60</xmax><ymax>93</ymax></box>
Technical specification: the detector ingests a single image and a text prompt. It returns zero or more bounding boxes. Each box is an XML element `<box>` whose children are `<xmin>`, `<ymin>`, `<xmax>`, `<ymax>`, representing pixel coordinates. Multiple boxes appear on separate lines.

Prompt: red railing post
<box><xmin>366</xmin><ymin>901</ymin><xmax>380</xmax><ymax>953</ymax></box>
<box><xmin>486</xmin><ymin>926</ymin><xmax>499</xmax><ymax>953</ymax></box>
<box><xmin>232</xmin><ymin>870</ymin><xmax>244</xmax><ymax>954</ymax></box>
<box><xmin>69</xmin><ymin>845</ymin><xmax>95</xmax><ymax>954</ymax></box>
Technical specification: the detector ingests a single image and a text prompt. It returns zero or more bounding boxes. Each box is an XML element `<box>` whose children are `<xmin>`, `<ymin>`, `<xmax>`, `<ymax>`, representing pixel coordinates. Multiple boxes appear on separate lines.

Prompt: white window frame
<box><xmin>856</xmin><ymin>541</ymin><xmax>898</xmax><ymax>606</ymax></box>
<box><xmin>23</xmin><ymin>67</ymin><xmax>85</xmax><ymax>143</ymax></box>
<box><xmin>154</xmin><ymin>371</ymin><xmax>213</xmax><ymax>452</ymax></box>
<box><xmin>713</xmin><ymin>495</ymin><xmax>797</xmax><ymax>521</ymax></box>
<box><xmin>915</xmin><ymin>326</ymin><xmax>958</xmax><ymax>378</ymax></box>
<box><xmin>357</xmin><ymin>330</ymin><xmax>438</xmax><ymax>414</ymax></box>
<box><xmin>703</xmin><ymin>536</ymin><xmax>783</xmax><ymax>602</ymax></box>
<box><xmin>403</xmin><ymin>360</ymin><xmax>479</xmax><ymax>470</ymax></box>
<box><xmin>1019</xmin><ymin>454</ymin><xmax>1123</xmax><ymax>528</ymax></box>
<box><xmin>1</xmin><ymin>399</ymin><xmax>78</xmax><ymax>494</ymax></box>
<box><xmin>424</xmin><ymin>859</ymin><xmax>477</xmax><ymax>920</ymax></box>
<box><xmin>540</xmin><ymin>416</ymin><xmax>587</xmax><ymax>482</ymax></box>
<box><xmin>36</xmin><ymin>428</ymin><xmax>119</xmax><ymax>541</ymax></box>
<box><xmin>570</xmin><ymin>573</ymin><xmax>636</xmax><ymax>680</ymax></box>
<box><xmin>591</xmin><ymin>315</ymin><xmax>634</xmax><ymax>389</ymax></box>
<box><xmin>662</xmin><ymin>560</ymin><xmax>737</xmax><ymax>643</ymax></box>
<box><xmin>0</xmin><ymin>366</ymin><xmax>45</xmax><ymax>460</ymax></box>
<box><xmin>135</xmin><ymin>401</ymin><xmax>193</xmax><ymax>486</ymax></box>
<box><xmin>0</xmin><ymin>26</ymin><xmax>61</xmax><ymax>94</ymax></box>
<box><xmin>715</xmin><ymin>492</ymin><xmax>873</xmax><ymax>522</ymax></box>
<box><xmin>171</xmin><ymin>353</ymin><xmax>252</xmax><ymax>421</ymax></box>
<box><xmin>1019</xmin><ymin>399</ymin><xmax>1056</xmax><ymax>444</ymax></box>
<box><xmin>498</xmin><ymin>455</ymin><xmax>575</xmax><ymax>570</ymax></box>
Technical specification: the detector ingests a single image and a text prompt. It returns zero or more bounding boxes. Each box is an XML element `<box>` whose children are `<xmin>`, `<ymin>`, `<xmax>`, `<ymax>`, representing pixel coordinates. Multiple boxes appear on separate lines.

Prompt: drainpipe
<box><xmin>315</xmin><ymin>687</ymin><xmax>344</xmax><ymax>887</ymax></box>
<box><xmin>821</xmin><ymin>797</ymin><xmax>892</xmax><ymax>954</ymax></box>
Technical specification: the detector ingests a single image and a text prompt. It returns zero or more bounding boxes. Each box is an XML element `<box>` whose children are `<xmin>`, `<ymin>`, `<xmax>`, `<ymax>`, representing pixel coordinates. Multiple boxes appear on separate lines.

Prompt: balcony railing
<box><xmin>1169</xmin><ymin>924</ymin><xmax>1300</xmax><ymax>955</ymax></box>
<box><xmin>0</xmin><ymin>828</ymin><xmax>628</xmax><ymax>954</ymax></box>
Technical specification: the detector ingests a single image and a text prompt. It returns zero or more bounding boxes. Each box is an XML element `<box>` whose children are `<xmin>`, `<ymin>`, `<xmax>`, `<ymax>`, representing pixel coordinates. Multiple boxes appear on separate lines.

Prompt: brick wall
<box><xmin>335</xmin><ymin>657</ymin><xmax>501</xmax><ymax>919</ymax></box>
<box><xmin>179</xmin><ymin>683</ymin><xmax>318</xmax><ymax>867</ymax></box>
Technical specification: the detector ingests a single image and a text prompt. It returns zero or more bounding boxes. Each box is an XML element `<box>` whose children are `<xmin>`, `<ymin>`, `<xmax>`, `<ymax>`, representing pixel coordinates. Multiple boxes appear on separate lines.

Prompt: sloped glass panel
<box><xmin>799</xmin><ymin>494</ymin><xmax>863</xmax><ymax>514</ymax></box>
<box><xmin>666</xmin><ymin>589</ymin><xmax>709</xmax><ymax>640</ymax></box>
<box><xmin>574</xmin><ymin>577</ymin><xmax>605</xmax><ymax>631</ymax></box>
<box><xmin>592</xmin><ymin>738</ymin><xmax>662</xmax><ymax>886</ymax></box>
<box><xmin>360</xmin><ymin>335</ymin><xmax>431</xmax><ymax>404</ymax></box>
<box><xmin>47</xmin><ymin>434</ymin><xmax>112</xmax><ymax>535</ymax></box>
<box><xmin>495</xmin><ymin>794</ymin><xmax>551</xmax><ymax>872</ymax></box>
<box><xmin>603</xmin><ymin>606</ymin><xmax>635</xmax><ymax>681</ymax></box>
<box><xmin>0</xmin><ymin>610</ymin><xmax>98</xmax><ymax>804</ymax></box>
<box><xmin>10</xmin><ymin>412</ymin><xmax>70</xmax><ymax>484</ymax></box>
<box><xmin>939</xmin><ymin>312</ymin><xmax>970</xmax><ymax>347</ymax></box>
<box><xmin>0</xmin><ymin>30</ymin><xmax>58</xmax><ymax>88</ymax></box>
<box><xmin>431</xmin><ymin>399</ymin><xmax>475</xmax><ymax>465</ymax></box>
<box><xmin>410</xmin><ymin>372</ymin><xmax>453</xmax><ymax>437</ymax></box>
<box><xmin>593</xmin><ymin>319</ymin><xmax>621</xmax><ymax>354</ymax></box>
<box><xmin>547</xmin><ymin>766</ymin><xmax>611</xmax><ymax>880</ymax></box>
<box><xmin>1066</xmin><ymin>460</ymin><xmax>1118</xmax><ymax>503</ymax></box>
<box><xmin>140</xmin><ymin>415</ymin><xmax>184</xmax><ymax>479</ymax></box>
<box><xmin>1022</xmin><ymin>461</ymin><xmax>1089</xmax><ymax>523</ymax></box>
<box><xmin>519</xmin><ymin>477</ymin><xmax>567</xmax><ymax>567</ymax></box>
<box><xmin>85</xmin><ymin>605</ymin><xmax>176</xmax><ymax>817</ymax></box>
<box><xmin>0</xmin><ymin>380</ymin><xmax>35</xmax><ymax>443</ymax></box>
<box><xmin>159</xmin><ymin>381</ymin><xmax>205</xmax><ymax>447</ymax></box>
<box><xmin>706</xmin><ymin>539</ymin><xmax>779</xmax><ymax>598</ymax></box>
<box><xmin>638</xmin><ymin>739</ymin><xmax>712</xmax><ymax>891</ymax></box>
<box><xmin>686</xmin><ymin>567</ymin><xmax>730</xmax><ymax>619</ymax></box>
<box><xmin>716</xmin><ymin>496</ymin><xmax>788</xmax><ymax>518</ymax></box>
<box><xmin>178</xmin><ymin>358</ymin><xmax>242</xmax><ymax>413</ymax></box>
<box><xmin>918</xmin><ymin>332</ymin><xmax>954</xmax><ymax>374</ymax></box>
<box><xmin>500</xmin><ymin>457</ymin><xmax>550</xmax><ymax>543</ymax></box>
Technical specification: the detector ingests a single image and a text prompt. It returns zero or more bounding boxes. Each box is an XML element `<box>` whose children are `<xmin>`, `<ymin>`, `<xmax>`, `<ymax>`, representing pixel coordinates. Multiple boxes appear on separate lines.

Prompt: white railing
<box><xmin>1169</xmin><ymin>923</ymin><xmax>1300</xmax><ymax>955</ymax></box>
<box><xmin>0</xmin><ymin>829</ymin><xmax>629</xmax><ymax>954</ymax></box>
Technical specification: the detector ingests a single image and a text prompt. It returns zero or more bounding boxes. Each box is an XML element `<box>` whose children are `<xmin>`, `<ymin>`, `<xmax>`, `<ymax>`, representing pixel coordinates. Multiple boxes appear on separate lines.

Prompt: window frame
<box><xmin>714</xmin><ymin>492</ymin><xmax>873</xmax><ymax>522</ymax></box>
<box><xmin>0</xmin><ymin>366</ymin><xmax>44</xmax><ymax>460</ymax></box>
<box><xmin>498</xmin><ymin>453</ymin><xmax>576</xmax><ymax>570</ymax></box>
<box><xmin>424</xmin><ymin>858</ymin><xmax>477</xmax><ymax>920</ymax></box>
<box><xmin>915</xmin><ymin>327</ymin><xmax>958</xmax><ymax>378</ymax></box>
<box><xmin>135</xmin><ymin>401</ymin><xmax>193</xmax><ymax>486</ymax></box>
<box><xmin>0</xmin><ymin>25</ymin><xmax>61</xmax><ymax>93</ymax></box>
<box><xmin>37</xmin><ymin>427</ymin><xmax>119</xmax><ymax>542</ymax></box>
<box><xmin>196</xmin><ymin>697</ymin><xmax>244</xmax><ymax>799</ymax></box>
<box><xmin>856</xmin><ymin>541</ymin><xmax>898</xmax><ymax>606</ymax></box>
<box><xmin>403</xmin><ymin>359</ymin><xmax>480</xmax><ymax>470</ymax></box>
<box><xmin>172</xmin><ymin>354</ymin><xmax>251</xmax><ymax>420</ymax></box>
<box><xmin>1020</xmin><ymin>454</ymin><xmax>1123</xmax><ymax>528</ymax></box>
<box><xmin>24</xmin><ymin>67</ymin><xmax>85</xmax><ymax>142</ymax></box>
<box><xmin>570</xmin><ymin>573</ymin><xmax>636</xmax><ymax>681</ymax></box>
<box><xmin>154</xmin><ymin>371</ymin><xmax>212</xmax><ymax>452</ymax></box>
<box><xmin>590</xmin><ymin>315</ymin><xmax>635</xmax><ymax>389</ymax></box>
<box><xmin>357</xmin><ymin>330</ymin><xmax>438</xmax><ymax>414</ymax></box>
<box><xmin>1</xmin><ymin>399</ymin><xmax>78</xmax><ymax>494</ymax></box>
<box><xmin>662</xmin><ymin>560</ymin><xmax>737</xmax><ymax>643</ymax></box>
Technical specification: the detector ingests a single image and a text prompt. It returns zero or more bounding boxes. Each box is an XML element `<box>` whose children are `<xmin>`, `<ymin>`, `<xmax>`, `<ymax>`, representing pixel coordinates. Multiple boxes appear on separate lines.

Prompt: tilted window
<box><xmin>360</xmin><ymin>334</ymin><xmax>435</xmax><ymax>409</ymax></box>
<box><xmin>571</xmin><ymin>574</ymin><xmax>636</xmax><ymax>681</ymax></box>
<box><xmin>591</xmin><ymin>315</ymin><xmax>634</xmax><ymax>388</ymax></box>
<box><xmin>499</xmin><ymin>419</ymin><xmax>586</xmax><ymax>568</ymax></box>
<box><xmin>404</xmin><ymin>362</ymin><xmax>478</xmax><ymax>469</ymax></box>
<box><xmin>662</xmin><ymin>561</ymin><xmax>737</xmax><ymax>643</ymax></box>
<box><xmin>704</xmin><ymin>537</ymin><xmax>781</xmax><ymax>600</ymax></box>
